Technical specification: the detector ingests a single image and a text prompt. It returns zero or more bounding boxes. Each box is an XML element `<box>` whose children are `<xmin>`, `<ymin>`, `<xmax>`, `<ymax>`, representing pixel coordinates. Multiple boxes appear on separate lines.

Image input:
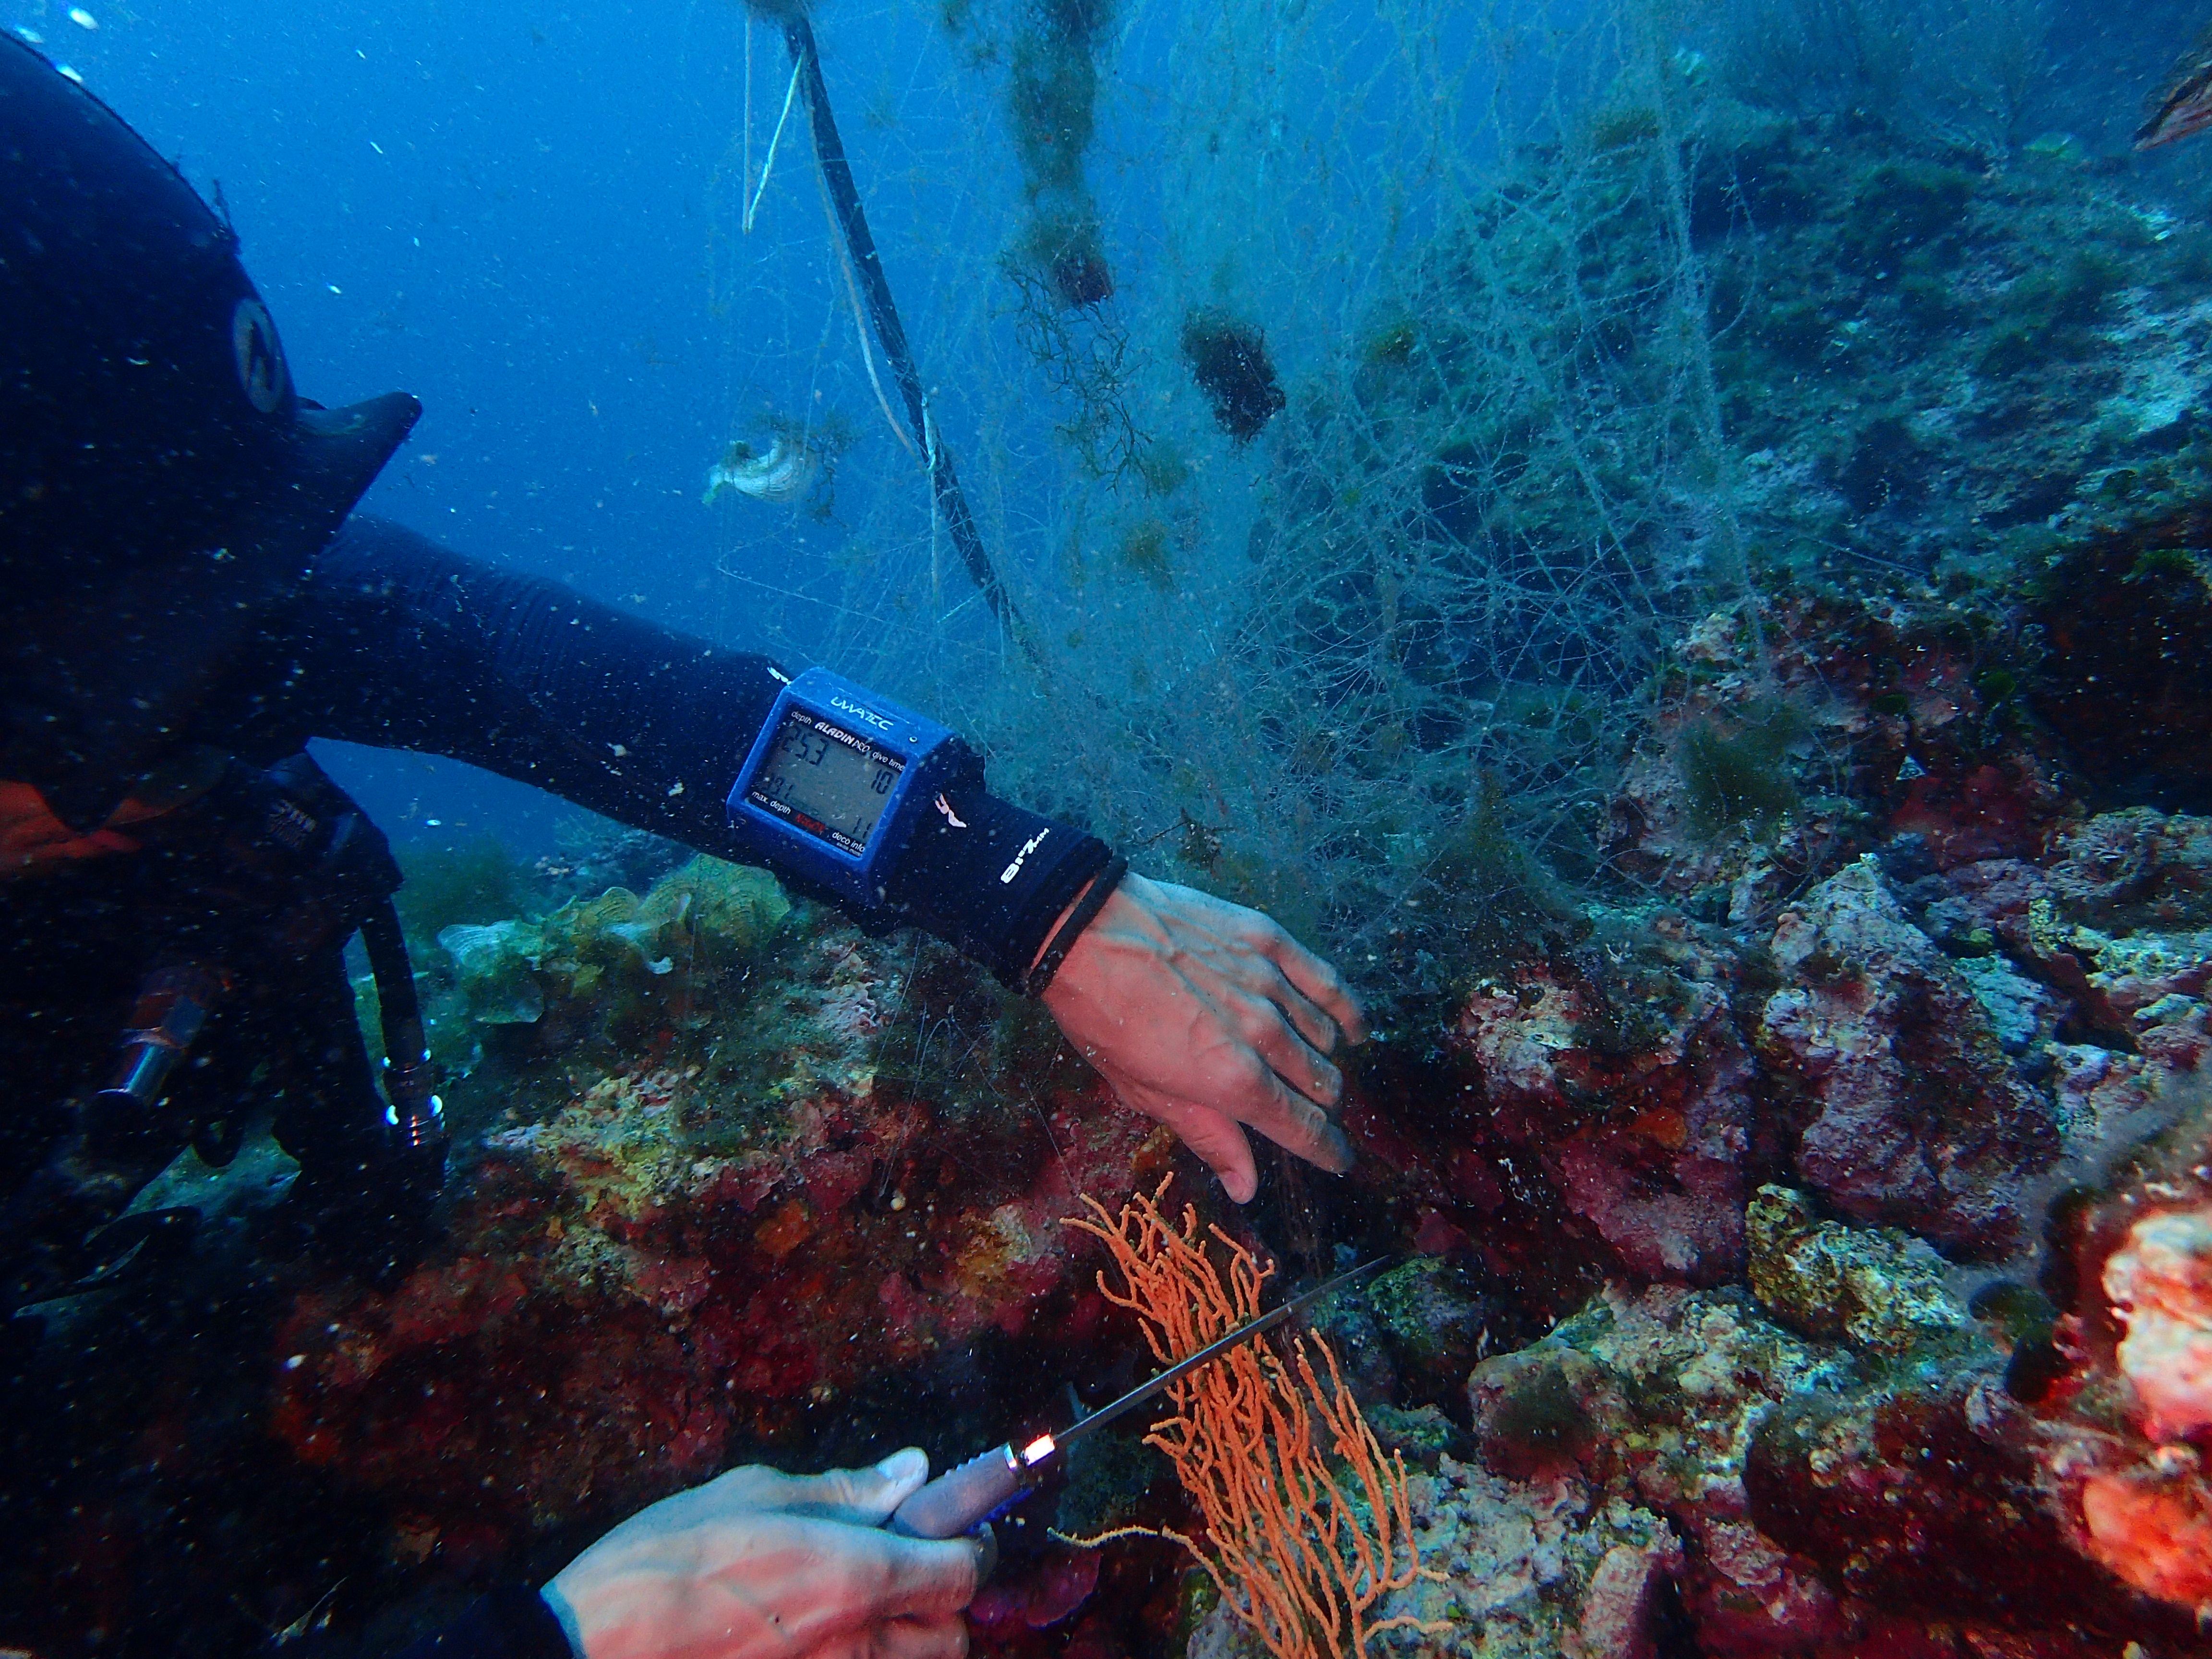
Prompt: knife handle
<box><xmin>887</xmin><ymin>1443</ymin><xmax>1027</xmax><ymax>1539</ymax></box>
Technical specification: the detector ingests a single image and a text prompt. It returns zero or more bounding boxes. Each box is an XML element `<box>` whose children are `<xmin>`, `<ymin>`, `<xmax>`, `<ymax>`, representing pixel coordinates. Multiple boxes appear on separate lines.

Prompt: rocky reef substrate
<box><xmin>13</xmin><ymin>547</ymin><xmax>2212</xmax><ymax>1658</ymax></box>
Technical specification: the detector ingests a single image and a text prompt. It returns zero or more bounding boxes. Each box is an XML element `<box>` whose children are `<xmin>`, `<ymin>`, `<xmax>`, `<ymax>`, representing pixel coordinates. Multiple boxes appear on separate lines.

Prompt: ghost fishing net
<box><xmin>696</xmin><ymin>0</ymin><xmax>1743</xmax><ymax>973</ymax></box>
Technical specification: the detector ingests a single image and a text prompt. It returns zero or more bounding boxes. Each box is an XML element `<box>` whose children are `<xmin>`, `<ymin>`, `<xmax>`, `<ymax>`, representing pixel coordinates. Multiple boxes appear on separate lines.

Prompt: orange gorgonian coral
<box><xmin>1065</xmin><ymin>1179</ymin><xmax>1442</xmax><ymax>1659</ymax></box>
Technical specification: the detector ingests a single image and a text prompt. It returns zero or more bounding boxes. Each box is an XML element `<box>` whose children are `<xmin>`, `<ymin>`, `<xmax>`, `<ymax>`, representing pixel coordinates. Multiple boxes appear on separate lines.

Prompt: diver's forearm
<box><xmin>244</xmin><ymin>514</ymin><xmax>1112</xmax><ymax>986</ymax></box>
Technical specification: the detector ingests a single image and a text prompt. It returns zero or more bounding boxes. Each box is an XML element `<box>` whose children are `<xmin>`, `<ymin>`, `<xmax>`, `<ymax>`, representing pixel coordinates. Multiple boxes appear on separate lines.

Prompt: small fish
<box><xmin>2138</xmin><ymin>26</ymin><xmax>2212</xmax><ymax>149</ymax></box>
<box><xmin>703</xmin><ymin>432</ymin><xmax>824</xmax><ymax>505</ymax></box>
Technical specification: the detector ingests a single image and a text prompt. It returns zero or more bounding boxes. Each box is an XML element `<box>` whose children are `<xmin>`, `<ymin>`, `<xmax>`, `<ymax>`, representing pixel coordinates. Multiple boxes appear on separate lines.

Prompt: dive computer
<box><xmin>725</xmin><ymin>667</ymin><xmax>978</xmax><ymax>906</ymax></box>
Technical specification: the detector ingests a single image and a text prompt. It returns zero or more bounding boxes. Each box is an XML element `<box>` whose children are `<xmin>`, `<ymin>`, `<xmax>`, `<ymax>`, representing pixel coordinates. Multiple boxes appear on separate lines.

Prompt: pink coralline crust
<box><xmin>1577</xmin><ymin>1536</ymin><xmax>1687</xmax><ymax>1659</ymax></box>
<box><xmin>1453</xmin><ymin>952</ymin><xmax>1752</xmax><ymax>1285</ymax></box>
<box><xmin>1689</xmin><ymin>1519</ymin><xmax>1842</xmax><ymax>1656</ymax></box>
<box><xmin>271</xmin><ymin>1061</ymin><xmax>1169</xmax><ymax>1547</ymax></box>
<box><xmin>2104</xmin><ymin>1209</ymin><xmax>2212</xmax><ymax>1443</ymax></box>
<box><xmin>1886</xmin><ymin>761</ymin><xmax>2048</xmax><ymax>870</ymax></box>
<box><xmin>1605</xmin><ymin>591</ymin><xmax>2068</xmax><ymax>912</ymax></box>
<box><xmin>1755</xmin><ymin>859</ymin><xmax>2056</xmax><ymax>1253</ymax></box>
<box><xmin>2142</xmin><ymin>1007</ymin><xmax>2212</xmax><ymax>1073</ymax></box>
<box><xmin>2079</xmin><ymin>1471</ymin><xmax>2212</xmax><ymax>1609</ymax></box>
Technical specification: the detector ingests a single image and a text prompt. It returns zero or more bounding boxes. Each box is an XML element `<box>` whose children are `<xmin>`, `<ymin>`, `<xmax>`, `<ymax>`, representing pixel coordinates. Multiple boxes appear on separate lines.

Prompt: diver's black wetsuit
<box><xmin>394</xmin><ymin>1587</ymin><xmax>572</xmax><ymax>1659</ymax></box>
<box><xmin>6</xmin><ymin>510</ymin><xmax>1102</xmax><ymax>1267</ymax></box>
<box><xmin>4</xmin><ymin>511</ymin><xmax>1100</xmax><ymax>1221</ymax></box>
<box><xmin>200</xmin><ymin>514</ymin><xmax>791</xmax><ymax>859</ymax></box>
<box><xmin>201</xmin><ymin>513</ymin><xmax>1100</xmax><ymax>983</ymax></box>
<box><xmin>5</xmin><ymin>513</ymin><xmax>1107</xmax><ymax>1656</ymax></box>
<box><xmin>1</xmin><ymin>511</ymin><xmax>788</xmax><ymax>1290</ymax></box>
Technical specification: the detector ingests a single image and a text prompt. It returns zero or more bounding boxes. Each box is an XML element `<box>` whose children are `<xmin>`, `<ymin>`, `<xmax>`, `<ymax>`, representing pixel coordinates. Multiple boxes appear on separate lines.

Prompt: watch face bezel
<box><xmin>726</xmin><ymin>667</ymin><xmax>962</xmax><ymax>902</ymax></box>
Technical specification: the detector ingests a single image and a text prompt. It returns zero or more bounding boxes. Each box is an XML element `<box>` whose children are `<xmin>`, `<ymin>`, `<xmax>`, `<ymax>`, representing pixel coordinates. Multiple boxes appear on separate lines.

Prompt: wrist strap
<box><xmin>1019</xmin><ymin>855</ymin><xmax>1127</xmax><ymax>998</ymax></box>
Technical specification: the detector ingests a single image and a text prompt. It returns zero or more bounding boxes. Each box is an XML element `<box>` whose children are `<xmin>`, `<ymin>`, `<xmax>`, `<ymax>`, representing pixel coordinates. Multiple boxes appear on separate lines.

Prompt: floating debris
<box><xmin>1179</xmin><ymin>307</ymin><xmax>1285</xmax><ymax>443</ymax></box>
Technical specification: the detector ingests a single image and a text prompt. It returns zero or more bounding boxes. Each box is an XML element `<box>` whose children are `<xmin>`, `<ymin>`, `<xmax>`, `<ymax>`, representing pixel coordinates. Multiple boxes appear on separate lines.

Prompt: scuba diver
<box><xmin>1</xmin><ymin>35</ymin><xmax>1363</xmax><ymax>1659</ymax></box>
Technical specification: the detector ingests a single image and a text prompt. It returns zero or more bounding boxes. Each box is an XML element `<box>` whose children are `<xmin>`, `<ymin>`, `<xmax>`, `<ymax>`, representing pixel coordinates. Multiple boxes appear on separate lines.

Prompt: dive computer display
<box><xmin>725</xmin><ymin>667</ymin><xmax>974</xmax><ymax>904</ymax></box>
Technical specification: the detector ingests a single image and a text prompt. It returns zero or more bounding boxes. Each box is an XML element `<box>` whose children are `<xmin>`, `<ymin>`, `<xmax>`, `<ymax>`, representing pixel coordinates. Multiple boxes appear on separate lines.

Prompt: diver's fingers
<box><xmin>1108</xmin><ymin>1078</ymin><xmax>1261</xmax><ymax>1204</ymax></box>
<box><xmin>1209</xmin><ymin>891</ymin><xmax>1367</xmax><ymax>1047</ymax></box>
<box><xmin>843</xmin><ymin>1524</ymin><xmax>986</xmax><ymax>1624</ymax></box>
<box><xmin>1211</xmin><ymin>944</ymin><xmax>1340</xmax><ymax>1060</ymax></box>
<box><xmin>730</xmin><ymin>1451</ymin><xmax>929</xmax><ymax>1530</ymax></box>
<box><xmin>1178</xmin><ymin>1030</ymin><xmax>1354</xmax><ymax>1179</ymax></box>
<box><xmin>1142</xmin><ymin>876</ymin><xmax>1368</xmax><ymax>1047</ymax></box>
<box><xmin>750</xmin><ymin>1448</ymin><xmax>930</xmax><ymax>1526</ymax></box>
<box><xmin>760</xmin><ymin>1516</ymin><xmax>981</xmax><ymax>1638</ymax></box>
<box><xmin>680</xmin><ymin>1462</ymin><xmax>790</xmax><ymax>1511</ymax></box>
<box><xmin>1226</xmin><ymin>967</ymin><xmax>1345</xmax><ymax>1105</ymax></box>
<box><xmin>815</xmin><ymin>1614</ymin><xmax>971</xmax><ymax>1659</ymax></box>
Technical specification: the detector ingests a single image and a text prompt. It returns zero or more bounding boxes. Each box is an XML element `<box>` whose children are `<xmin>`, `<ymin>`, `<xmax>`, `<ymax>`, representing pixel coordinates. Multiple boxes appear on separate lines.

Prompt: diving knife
<box><xmin>886</xmin><ymin>1254</ymin><xmax>1388</xmax><ymax>1540</ymax></box>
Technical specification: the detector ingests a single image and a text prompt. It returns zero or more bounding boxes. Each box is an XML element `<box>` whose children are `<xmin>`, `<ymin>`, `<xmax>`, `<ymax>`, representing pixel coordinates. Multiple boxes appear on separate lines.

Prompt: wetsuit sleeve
<box><xmin>390</xmin><ymin>1587</ymin><xmax>574</xmax><ymax>1659</ymax></box>
<box><xmin>212</xmin><ymin>515</ymin><xmax>1109</xmax><ymax>986</ymax></box>
<box><xmin>270</xmin><ymin>515</ymin><xmax>789</xmax><ymax>847</ymax></box>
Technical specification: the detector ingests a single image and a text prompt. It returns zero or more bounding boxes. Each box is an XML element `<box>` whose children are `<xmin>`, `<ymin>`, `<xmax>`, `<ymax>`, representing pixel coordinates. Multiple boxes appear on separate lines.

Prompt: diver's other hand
<box><xmin>1040</xmin><ymin>872</ymin><xmax>1368</xmax><ymax>1204</ymax></box>
<box><xmin>541</xmin><ymin>1448</ymin><xmax>978</xmax><ymax>1659</ymax></box>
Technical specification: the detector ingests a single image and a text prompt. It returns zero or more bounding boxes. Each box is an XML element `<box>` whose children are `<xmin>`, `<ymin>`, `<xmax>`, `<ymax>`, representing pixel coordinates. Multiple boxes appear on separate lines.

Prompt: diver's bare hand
<box><xmin>1041</xmin><ymin>872</ymin><xmax>1367</xmax><ymax>1203</ymax></box>
<box><xmin>541</xmin><ymin>1448</ymin><xmax>978</xmax><ymax>1659</ymax></box>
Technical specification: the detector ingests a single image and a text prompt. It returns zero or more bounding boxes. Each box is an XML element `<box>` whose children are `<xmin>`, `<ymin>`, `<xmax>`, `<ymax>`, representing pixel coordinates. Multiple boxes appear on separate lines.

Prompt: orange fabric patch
<box><xmin>0</xmin><ymin>780</ymin><xmax>143</xmax><ymax>877</ymax></box>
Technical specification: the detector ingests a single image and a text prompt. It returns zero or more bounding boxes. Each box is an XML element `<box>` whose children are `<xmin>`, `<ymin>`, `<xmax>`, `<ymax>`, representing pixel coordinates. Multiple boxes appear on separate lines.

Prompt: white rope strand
<box><xmin>743</xmin><ymin>57</ymin><xmax>803</xmax><ymax>234</ymax></box>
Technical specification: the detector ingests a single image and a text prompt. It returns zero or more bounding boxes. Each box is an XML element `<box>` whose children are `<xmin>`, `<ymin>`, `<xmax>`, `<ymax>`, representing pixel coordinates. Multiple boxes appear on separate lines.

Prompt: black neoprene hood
<box><xmin>0</xmin><ymin>36</ymin><xmax>420</xmax><ymax>827</ymax></box>
<box><xmin>0</xmin><ymin>33</ymin><xmax>309</xmax><ymax>572</ymax></box>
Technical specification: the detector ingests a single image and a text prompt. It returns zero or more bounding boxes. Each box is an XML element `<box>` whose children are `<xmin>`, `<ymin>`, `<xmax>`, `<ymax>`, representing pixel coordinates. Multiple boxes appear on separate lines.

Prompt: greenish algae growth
<box><xmin>1746</xmin><ymin>1185</ymin><xmax>1967</xmax><ymax>1357</ymax></box>
<box><xmin>1679</xmin><ymin>701</ymin><xmax>1807</xmax><ymax>837</ymax></box>
<box><xmin>397</xmin><ymin>836</ymin><xmax>531</xmax><ymax>944</ymax></box>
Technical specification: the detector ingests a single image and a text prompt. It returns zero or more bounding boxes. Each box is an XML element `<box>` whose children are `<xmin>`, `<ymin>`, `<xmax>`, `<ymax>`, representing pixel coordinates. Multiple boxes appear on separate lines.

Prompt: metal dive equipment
<box><xmin>885</xmin><ymin>1255</ymin><xmax>1390</xmax><ymax>1542</ymax></box>
<box><xmin>91</xmin><ymin>761</ymin><xmax>445</xmax><ymax>1159</ymax></box>
<box><xmin>361</xmin><ymin>899</ymin><xmax>447</xmax><ymax>1154</ymax></box>
<box><xmin>775</xmin><ymin>13</ymin><xmax>1029</xmax><ymax>656</ymax></box>
<box><xmin>99</xmin><ymin>962</ymin><xmax>232</xmax><ymax>1112</ymax></box>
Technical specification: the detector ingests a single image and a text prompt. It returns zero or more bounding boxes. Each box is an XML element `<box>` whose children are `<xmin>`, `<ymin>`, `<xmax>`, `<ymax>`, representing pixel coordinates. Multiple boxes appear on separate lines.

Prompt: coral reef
<box><xmin>230</xmin><ymin>581</ymin><xmax>2212</xmax><ymax>1659</ymax></box>
<box><xmin>1067</xmin><ymin>1185</ymin><xmax>1438</xmax><ymax>1659</ymax></box>
<box><xmin>272</xmin><ymin>1052</ymin><xmax>1168</xmax><ymax>1548</ymax></box>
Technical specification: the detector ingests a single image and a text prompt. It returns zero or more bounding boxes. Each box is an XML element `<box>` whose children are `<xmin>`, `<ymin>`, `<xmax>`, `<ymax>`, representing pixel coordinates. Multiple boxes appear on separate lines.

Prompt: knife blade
<box><xmin>886</xmin><ymin>1254</ymin><xmax>1389</xmax><ymax>1541</ymax></box>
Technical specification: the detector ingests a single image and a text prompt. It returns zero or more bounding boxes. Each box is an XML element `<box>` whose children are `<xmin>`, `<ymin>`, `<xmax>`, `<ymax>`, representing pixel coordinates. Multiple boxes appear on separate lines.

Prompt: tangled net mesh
<box><xmin>697</xmin><ymin>0</ymin><xmax>1752</xmax><ymax>972</ymax></box>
